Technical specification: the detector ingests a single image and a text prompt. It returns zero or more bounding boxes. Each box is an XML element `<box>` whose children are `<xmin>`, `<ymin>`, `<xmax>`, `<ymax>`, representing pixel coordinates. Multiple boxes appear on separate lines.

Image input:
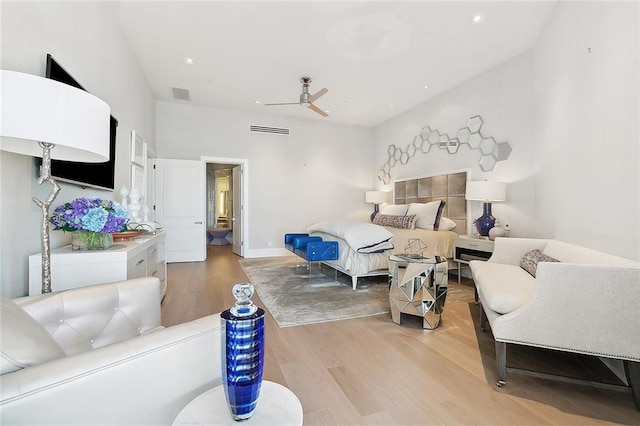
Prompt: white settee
<box><xmin>469</xmin><ymin>238</ymin><xmax>640</xmax><ymax>408</ymax></box>
<box><xmin>0</xmin><ymin>277</ymin><xmax>222</xmax><ymax>425</ymax></box>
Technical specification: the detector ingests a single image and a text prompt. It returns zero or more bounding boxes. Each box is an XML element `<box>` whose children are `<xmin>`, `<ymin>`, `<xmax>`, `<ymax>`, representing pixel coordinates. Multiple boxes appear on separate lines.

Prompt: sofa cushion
<box><xmin>471</xmin><ymin>262</ymin><xmax>536</xmax><ymax>315</ymax></box>
<box><xmin>0</xmin><ymin>296</ymin><xmax>65</xmax><ymax>374</ymax></box>
<box><xmin>520</xmin><ymin>249</ymin><xmax>559</xmax><ymax>277</ymax></box>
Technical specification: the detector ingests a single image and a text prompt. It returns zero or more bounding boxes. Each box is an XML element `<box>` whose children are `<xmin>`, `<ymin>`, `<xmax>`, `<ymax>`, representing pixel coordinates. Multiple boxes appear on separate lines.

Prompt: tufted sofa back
<box><xmin>14</xmin><ymin>277</ymin><xmax>163</xmax><ymax>356</ymax></box>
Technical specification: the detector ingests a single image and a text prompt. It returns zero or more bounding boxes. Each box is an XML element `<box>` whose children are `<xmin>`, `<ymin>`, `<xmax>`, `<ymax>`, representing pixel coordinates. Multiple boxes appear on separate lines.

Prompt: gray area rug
<box><xmin>239</xmin><ymin>256</ymin><xmax>475</xmax><ymax>328</ymax></box>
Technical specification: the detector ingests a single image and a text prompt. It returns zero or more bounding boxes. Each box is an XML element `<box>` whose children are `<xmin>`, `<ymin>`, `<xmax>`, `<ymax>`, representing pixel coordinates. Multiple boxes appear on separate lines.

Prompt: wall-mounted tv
<box><xmin>40</xmin><ymin>54</ymin><xmax>118</xmax><ymax>191</ymax></box>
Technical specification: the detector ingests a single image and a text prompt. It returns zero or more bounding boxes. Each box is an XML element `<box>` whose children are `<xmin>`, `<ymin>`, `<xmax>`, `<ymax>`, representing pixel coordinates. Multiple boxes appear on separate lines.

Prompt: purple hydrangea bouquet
<box><xmin>50</xmin><ymin>197</ymin><xmax>129</xmax><ymax>250</ymax></box>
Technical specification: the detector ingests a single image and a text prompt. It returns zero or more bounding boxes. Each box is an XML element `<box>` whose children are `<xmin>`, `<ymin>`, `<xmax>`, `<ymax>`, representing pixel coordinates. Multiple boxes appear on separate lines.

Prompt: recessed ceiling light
<box><xmin>183</xmin><ymin>57</ymin><xmax>194</xmax><ymax>65</ymax></box>
<box><xmin>255</xmin><ymin>100</ymin><xmax>262</xmax><ymax>105</ymax></box>
<box><xmin>390</xmin><ymin>105</ymin><xmax>395</xmax><ymax>109</ymax></box>
<box><xmin>424</xmin><ymin>85</ymin><xmax>429</xmax><ymax>90</ymax></box>
<box><xmin>472</xmin><ymin>14</ymin><xmax>485</xmax><ymax>24</ymax></box>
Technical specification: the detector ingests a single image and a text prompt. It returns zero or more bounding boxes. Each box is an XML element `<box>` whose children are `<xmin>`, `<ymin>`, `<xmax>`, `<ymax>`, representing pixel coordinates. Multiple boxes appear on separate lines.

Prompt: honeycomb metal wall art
<box><xmin>377</xmin><ymin>115</ymin><xmax>512</xmax><ymax>184</ymax></box>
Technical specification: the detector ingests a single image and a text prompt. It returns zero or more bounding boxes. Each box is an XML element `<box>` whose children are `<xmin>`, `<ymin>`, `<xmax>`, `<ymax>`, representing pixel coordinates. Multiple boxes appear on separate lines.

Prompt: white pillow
<box><xmin>0</xmin><ymin>296</ymin><xmax>65</xmax><ymax>374</ymax></box>
<box><xmin>407</xmin><ymin>201</ymin><xmax>444</xmax><ymax>230</ymax></box>
<box><xmin>379</xmin><ymin>203</ymin><xmax>409</xmax><ymax>216</ymax></box>
<box><xmin>438</xmin><ymin>217</ymin><xmax>457</xmax><ymax>231</ymax></box>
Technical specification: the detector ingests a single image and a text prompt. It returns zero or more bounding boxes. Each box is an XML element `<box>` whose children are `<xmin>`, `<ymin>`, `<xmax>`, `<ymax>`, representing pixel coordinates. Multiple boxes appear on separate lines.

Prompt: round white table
<box><xmin>173</xmin><ymin>381</ymin><xmax>303</xmax><ymax>425</ymax></box>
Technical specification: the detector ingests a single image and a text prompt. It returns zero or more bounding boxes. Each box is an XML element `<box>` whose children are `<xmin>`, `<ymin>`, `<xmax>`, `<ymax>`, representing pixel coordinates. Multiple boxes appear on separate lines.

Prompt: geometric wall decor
<box><xmin>377</xmin><ymin>115</ymin><xmax>512</xmax><ymax>184</ymax></box>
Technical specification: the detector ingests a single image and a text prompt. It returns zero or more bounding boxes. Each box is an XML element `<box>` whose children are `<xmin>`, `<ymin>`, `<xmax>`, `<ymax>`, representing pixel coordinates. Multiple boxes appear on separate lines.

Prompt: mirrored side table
<box><xmin>388</xmin><ymin>255</ymin><xmax>448</xmax><ymax>329</ymax></box>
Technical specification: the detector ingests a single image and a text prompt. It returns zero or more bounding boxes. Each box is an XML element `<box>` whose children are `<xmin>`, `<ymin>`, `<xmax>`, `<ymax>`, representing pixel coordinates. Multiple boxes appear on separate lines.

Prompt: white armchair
<box><xmin>0</xmin><ymin>277</ymin><xmax>222</xmax><ymax>425</ymax></box>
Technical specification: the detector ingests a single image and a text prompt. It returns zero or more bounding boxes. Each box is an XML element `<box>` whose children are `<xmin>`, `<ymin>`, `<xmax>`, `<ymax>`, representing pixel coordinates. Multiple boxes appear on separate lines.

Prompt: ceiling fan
<box><xmin>265</xmin><ymin>77</ymin><xmax>329</xmax><ymax>117</ymax></box>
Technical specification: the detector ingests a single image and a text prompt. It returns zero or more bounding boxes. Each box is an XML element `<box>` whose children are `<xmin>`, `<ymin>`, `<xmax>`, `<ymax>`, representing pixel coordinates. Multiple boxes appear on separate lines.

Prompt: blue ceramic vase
<box><xmin>221</xmin><ymin>283</ymin><xmax>265</xmax><ymax>421</ymax></box>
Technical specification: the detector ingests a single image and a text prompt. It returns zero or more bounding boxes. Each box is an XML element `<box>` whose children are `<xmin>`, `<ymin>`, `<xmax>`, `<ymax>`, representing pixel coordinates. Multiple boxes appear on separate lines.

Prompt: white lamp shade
<box><xmin>0</xmin><ymin>70</ymin><xmax>110</xmax><ymax>162</ymax></box>
<box><xmin>365</xmin><ymin>191</ymin><xmax>388</xmax><ymax>204</ymax></box>
<box><xmin>465</xmin><ymin>181</ymin><xmax>507</xmax><ymax>202</ymax></box>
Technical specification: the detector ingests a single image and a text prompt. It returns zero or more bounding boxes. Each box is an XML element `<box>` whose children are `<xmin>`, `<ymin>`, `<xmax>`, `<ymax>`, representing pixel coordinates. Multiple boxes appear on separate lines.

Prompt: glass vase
<box><xmin>221</xmin><ymin>283</ymin><xmax>265</xmax><ymax>421</ymax></box>
<box><xmin>71</xmin><ymin>231</ymin><xmax>113</xmax><ymax>250</ymax></box>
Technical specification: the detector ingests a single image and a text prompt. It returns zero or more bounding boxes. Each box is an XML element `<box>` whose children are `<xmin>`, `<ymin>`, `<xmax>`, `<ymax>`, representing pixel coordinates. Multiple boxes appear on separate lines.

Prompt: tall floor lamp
<box><xmin>465</xmin><ymin>181</ymin><xmax>507</xmax><ymax>237</ymax></box>
<box><xmin>0</xmin><ymin>70</ymin><xmax>110</xmax><ymax>293</ymax></box>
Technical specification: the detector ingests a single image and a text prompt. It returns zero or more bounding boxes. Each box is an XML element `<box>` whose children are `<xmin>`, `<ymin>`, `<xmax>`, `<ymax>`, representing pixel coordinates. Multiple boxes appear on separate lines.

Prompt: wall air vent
<box><xmin>171</xmin><ymin>87</ymin><xmax>191</xmax><ymax>101</ymax></box>
<box><xmin>249</xmin><ymin>125</ymin><xmax>290</xmax><ymax>135</ymax></box>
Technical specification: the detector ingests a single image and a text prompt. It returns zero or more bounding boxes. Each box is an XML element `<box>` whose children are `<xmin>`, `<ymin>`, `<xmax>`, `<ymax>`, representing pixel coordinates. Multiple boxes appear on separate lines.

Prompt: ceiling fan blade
<box><xmin>308</xmin><ymin>103</ymin><xmax>328</xmax><ymax>117</ymax></box>
<box><xmin>264</xmin><ymin>102</ymin><xmax>300</xmax><ymax>106</ymax></box>
<box><xmin>307</xmin><ymin>87</ymin><xmax>328</xmax><ymax>103</ymax></box>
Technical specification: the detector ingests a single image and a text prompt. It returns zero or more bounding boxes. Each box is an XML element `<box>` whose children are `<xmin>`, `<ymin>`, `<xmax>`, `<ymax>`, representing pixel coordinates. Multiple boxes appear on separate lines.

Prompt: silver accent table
<box><xmin>388</xmin><ymin>255</ymin><xmax>449</xmax><ymax>329</ymax></box>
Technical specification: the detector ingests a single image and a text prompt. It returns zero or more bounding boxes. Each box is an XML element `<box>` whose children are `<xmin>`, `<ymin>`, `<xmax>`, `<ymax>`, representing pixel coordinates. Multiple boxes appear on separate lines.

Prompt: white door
<box><xmin>232</xmin><ymin>165</ymin><xmax>243</xmax><ymax>256</ymax></box>
<box><xmin>155</xmin><ymin>159</ymin><xmax>206</xmax><ymax>262</ymax></box>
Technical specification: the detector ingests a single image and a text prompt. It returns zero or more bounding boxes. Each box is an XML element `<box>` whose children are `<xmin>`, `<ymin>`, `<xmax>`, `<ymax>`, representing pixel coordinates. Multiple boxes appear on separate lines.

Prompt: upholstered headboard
<box><xmin>394</xmin><ymin>171</ymin><xmax>467</xmax><ymax>235</ymax></box>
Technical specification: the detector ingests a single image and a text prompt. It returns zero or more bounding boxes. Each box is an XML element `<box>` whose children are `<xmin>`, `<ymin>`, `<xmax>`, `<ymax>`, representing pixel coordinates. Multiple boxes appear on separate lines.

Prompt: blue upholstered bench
<box><xmin>284</xmin><ymin>234</ymin><xmax>338</xmax><ymax>262</ymax></box>
<box><xmin>284</xmin><ymin>233</ymin><xmax>339</xmax><ymax>282</ymax></box>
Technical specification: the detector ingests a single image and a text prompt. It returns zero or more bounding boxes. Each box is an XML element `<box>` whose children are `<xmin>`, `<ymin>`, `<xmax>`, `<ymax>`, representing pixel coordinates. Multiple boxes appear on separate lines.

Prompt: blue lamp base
<box><xmin>475</xmin><ymin>202</ymin><xmax>496</xmax><ymax>237</ymax></box>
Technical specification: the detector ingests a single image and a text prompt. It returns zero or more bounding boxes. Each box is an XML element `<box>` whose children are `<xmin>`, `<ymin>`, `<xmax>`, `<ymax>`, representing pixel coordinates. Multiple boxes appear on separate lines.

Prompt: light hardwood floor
<box><xmin>162</xmin><ymin>245</ymin><xmax>640</xmax><ymax>425</ymax></box>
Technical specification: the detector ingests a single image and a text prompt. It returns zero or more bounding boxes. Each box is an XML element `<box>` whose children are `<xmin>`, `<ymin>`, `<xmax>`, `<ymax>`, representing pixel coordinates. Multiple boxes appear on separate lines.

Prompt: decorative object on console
<box><xmin>71</xmin><ymin>231</ymin><xmax>114</xmax><ymax>250</ymax></box>
<box><xmin>377</xmin><ymin>115</ymin><xmax>513</xmax><ymax>184</ymax></box>
<box><xmin>221</xmin><ymin>283</ymin><xmax>265</xmax><ymax>421</ymax></box>
<box><xmin>365</xmin><ymin>190</ymin><xmax>389</xmax><ymax>221</ymax></box>
<box><xmin>128</xmin><ymin>188</ymin><xmax>142</xmax><ymax>222</ymax></box>
<box><xmin>488</xmin><ymin>219</ymin><xmax>507</xmax><ymax>241</ymax></box>
<box><xmin>465</xmin><ymin>180</ymin><xmax>507</xmax><ymax>237</ymax></box>
<box><xmin>120</xmin><ymin>185</ymin><xmax>130</xmax><ymax>209</ymax></box>
<box><xmin>50</xmin><ymin>197</ymin><xmax>129</xmax><ymax>250</ymax></box>
<box><xmin>0</xmin><ymin>70</ymin><xmax>110</xmax><ymax>293</ymax></box>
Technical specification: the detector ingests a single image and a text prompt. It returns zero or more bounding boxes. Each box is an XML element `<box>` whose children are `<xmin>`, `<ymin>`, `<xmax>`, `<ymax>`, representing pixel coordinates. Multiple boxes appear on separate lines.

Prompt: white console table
<box><xmin>29</xmin><ymin>231</ymin><xmax>167</xmax><ymax>296</ymax></box>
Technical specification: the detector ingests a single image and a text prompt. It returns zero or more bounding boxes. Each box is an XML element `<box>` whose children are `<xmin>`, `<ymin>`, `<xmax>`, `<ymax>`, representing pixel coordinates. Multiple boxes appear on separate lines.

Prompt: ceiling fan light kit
<box><xmin>265</xmin><ymin>77</ymin><xmax>329</xmax><ymax>117</ymax></box>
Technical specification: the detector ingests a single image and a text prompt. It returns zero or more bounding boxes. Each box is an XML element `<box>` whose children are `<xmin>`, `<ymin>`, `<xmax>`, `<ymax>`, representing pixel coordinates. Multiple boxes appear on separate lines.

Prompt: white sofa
<box><xmin>469</xmin><ymin>237</ymin><xmax>640</xmax><ymax>408</ymax></box>
<box><xmin>0</xmin><ymin>277</ymin><xmax>222</xmax><ymax>425</ymax></box>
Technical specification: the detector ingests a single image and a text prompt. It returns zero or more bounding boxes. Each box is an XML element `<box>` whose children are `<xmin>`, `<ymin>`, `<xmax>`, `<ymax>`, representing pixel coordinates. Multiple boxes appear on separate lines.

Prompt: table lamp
<box><xmin>465</xmin><ymin>181</ymin><xmax>507</xmax><ymax>237</ymax></box>
<box><xmin>365</xmin><ymin>190</ymin><xmax>388</xmax><ymax>221</ymax></box>
<box><xmin>0</xmin><ymin>70</ymin><xmax>110</xmax><ymax>293</ymax></box>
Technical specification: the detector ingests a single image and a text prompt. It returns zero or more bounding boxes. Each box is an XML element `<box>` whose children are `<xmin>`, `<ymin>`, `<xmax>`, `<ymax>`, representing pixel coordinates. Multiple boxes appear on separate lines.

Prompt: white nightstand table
<box><xmin>173</xmin><ymin>381</ymin><xmax>303</xmax><ymax>426</ymax></box>
<box><xmin>454</xmin><ymin>235</ymin><xmax>495</xmax><ymax>284</ymax></box>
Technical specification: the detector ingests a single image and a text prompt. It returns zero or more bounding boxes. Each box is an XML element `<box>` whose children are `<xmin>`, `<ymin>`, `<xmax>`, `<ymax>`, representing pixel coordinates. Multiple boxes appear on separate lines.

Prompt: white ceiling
<box><xmin>113</xmin><ymin>1</ymin><xmax>557</xmax><ymax>127</ymax></box>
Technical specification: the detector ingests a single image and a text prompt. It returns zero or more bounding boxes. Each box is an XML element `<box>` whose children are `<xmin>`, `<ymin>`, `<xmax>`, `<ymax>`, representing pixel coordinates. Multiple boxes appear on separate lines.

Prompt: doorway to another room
<box><xmin>206</xmin><ymin>164</ymin><xmax>234</xmax><ymax>248</ymax></box>
<box><xmin>202</xmin><ymin>156</ymin><xmax>246</xmax><ymax>258</ymax></box>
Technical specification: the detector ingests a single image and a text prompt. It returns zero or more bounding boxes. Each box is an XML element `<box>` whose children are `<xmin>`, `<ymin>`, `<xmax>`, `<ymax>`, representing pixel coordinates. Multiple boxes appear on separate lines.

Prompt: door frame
<box><xmin>201</xmin><ymin>156</ymin><xmax>248</xmax><ymax>257</ymax></box>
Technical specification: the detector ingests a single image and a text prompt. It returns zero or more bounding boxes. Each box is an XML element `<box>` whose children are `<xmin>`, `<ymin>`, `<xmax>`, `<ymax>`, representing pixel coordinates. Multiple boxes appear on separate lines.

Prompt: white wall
<box><xmin>0</xmin><ymin>2</ymin><xmax>156</xmax><ymax>297</ymax></box>
<box><xmin>155</xmin><ymin>102</ymin><xmax>374</xmax><ymax>256</ymax></box>
<box><xmin>373</xmin><ymin>1</ymin><xmax>639</xmax><ymax>261</ymax></box>
<box><xmin>373</xmin><ymin>52</ymin><xmax>537</xmax><ymax>237</ymax></box>
<box><xmin>532</xmin><ymin>1</ymin><xmax>639</xmax><ymax>260</ymax></box>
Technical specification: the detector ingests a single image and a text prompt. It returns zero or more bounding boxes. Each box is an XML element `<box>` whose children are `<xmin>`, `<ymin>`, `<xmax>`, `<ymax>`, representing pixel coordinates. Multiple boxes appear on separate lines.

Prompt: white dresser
<box><xmin>29</xmin><ymin>231</ymin><xmax>167</xmax><ymax>297</ymax></box>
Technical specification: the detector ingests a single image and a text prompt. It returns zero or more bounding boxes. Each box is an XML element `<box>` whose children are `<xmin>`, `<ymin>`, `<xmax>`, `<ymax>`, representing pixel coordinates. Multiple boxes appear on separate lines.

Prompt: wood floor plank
<box><xmin>163</xmin><ymin>246</ymin><xmax>640</xmax><ymax>425</ymax></box>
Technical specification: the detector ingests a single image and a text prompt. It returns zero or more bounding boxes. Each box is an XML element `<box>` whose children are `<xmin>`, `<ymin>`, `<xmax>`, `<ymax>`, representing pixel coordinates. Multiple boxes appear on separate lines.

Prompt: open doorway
<box><xmin>206</xmin><ymin>163</ymin><xmax>234</xmax><ymax>246</ymax></box>
<box><xmin>202</xmin><ymin>156</ymin><xmax>247</xmax><ymax>257</ymax></box>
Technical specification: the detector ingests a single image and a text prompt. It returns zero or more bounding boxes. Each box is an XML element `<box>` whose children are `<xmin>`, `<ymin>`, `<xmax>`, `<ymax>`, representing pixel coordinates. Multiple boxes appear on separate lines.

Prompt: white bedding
<box><xmin>308</xmin><ymin>219</ymin><xmax>457</xmax><ymax>276</ymax></box>
<box><xmin>307</xmin><ymin>219</ymin><xmax>393</xmax><ymax>253</ymax></box>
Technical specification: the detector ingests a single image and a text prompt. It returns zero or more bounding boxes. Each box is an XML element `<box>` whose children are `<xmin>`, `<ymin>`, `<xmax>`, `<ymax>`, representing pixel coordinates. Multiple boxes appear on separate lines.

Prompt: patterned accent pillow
<box><xmin>520</xmin><ymin>249</ymin><xmax>560</xmax><ymax>277</ymax></box>
<box><xmin>373</xmin><ymin>214</ymin><xmax>417</xmax><ymax>229</ymax></box>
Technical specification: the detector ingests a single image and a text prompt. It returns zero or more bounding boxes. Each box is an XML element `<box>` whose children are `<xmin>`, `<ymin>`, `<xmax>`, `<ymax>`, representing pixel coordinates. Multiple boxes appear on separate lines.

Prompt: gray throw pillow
<box><xmin>520</xmin><ymin>249</ymin><xmax>560</xmax><ymax>277</ymax></box>
<box><xmin>373</xmin><ymin>214</ymin><xmax>417</xmax><ymax>229</ymax></box>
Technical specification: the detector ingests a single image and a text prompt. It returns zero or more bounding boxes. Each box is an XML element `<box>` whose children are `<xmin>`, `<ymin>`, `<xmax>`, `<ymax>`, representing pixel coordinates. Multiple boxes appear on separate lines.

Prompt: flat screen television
<box><xmin>39</xmin><ymin>54</ymin><xmax>118</xmax><ymax>191</ymax></box>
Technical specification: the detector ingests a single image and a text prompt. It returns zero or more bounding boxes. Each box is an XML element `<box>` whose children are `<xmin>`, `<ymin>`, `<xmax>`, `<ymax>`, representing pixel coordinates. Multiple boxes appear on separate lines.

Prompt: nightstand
<box><xmin>454</xmin><ymin>235</ymin><xmax>495</xmax><ymax>284</ymax></box>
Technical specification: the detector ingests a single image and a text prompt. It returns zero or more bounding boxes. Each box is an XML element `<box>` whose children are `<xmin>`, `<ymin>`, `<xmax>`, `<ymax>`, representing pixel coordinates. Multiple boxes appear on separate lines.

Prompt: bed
<box><xmin>309</xmin><ymin>171</ymin><xmax>467</xmax><ymax>289</ymax></box>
